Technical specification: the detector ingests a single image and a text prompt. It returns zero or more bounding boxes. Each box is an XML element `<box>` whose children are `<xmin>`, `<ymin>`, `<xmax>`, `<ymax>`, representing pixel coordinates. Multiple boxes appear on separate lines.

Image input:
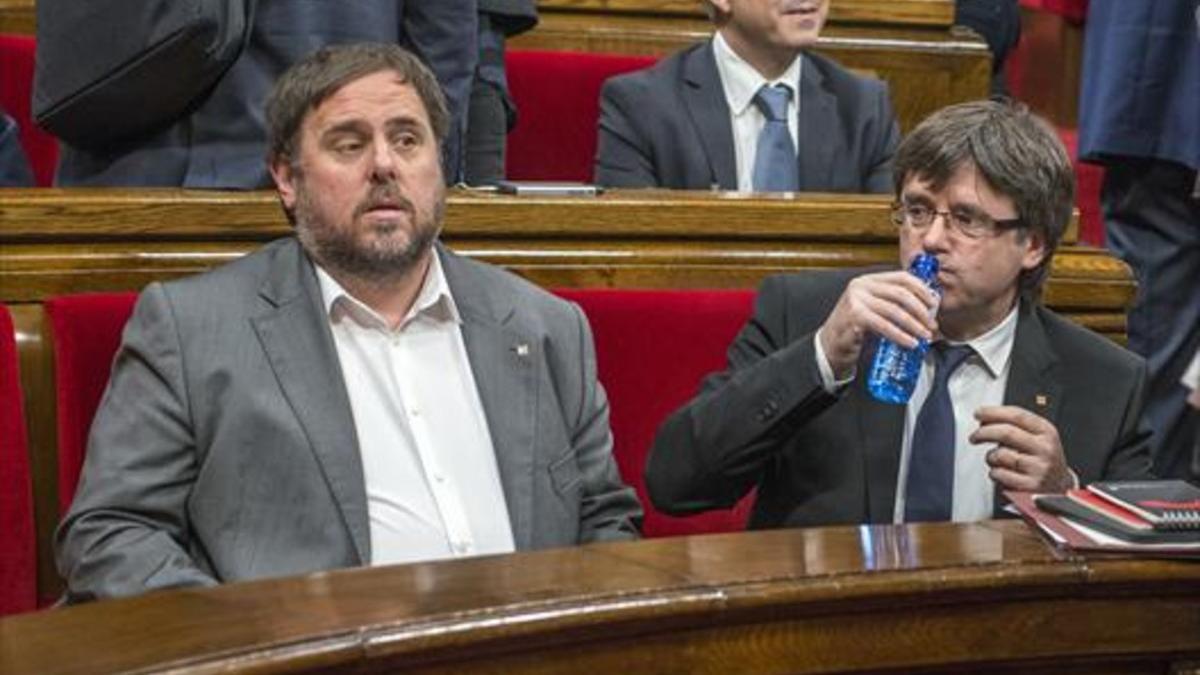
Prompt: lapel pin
<box><xmin>1035</xmin><ymin>394</ymin><xmax>1048</xmax><ymax>407</ymax></box>
<box><xmin>514</xmin><ymin>343</ymin><xmax>529</xmax><ymax>357</ymax></box>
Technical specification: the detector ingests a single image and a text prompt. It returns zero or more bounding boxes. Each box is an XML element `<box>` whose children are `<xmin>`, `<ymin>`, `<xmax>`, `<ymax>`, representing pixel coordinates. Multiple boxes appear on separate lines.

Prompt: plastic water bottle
<box><xmin>866</xmin><ymin>253</ymin><xmax>940</xmax><ymax>404</ymax></box>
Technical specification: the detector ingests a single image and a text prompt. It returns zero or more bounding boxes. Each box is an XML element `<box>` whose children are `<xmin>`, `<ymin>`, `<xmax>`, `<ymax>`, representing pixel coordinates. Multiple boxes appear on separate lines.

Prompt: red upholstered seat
<box><xmin>557</xmin><ymin>288</ymin><xmax>757</xmax><ymax>537</ymax></box>
<box><xmin>505</xmin><ymin>50</ymin><xmax>657</xmax><ymax>182</ymax></box>
<box><xmin>0</xmin><ymin>34</ymin><xmax>59</xmax><ymax>186</ymax></box>
<box><xmin>1018</xmin><ymin>0</ymin><xmax>1088</xmax><ymax>23</ymax></box>
<box><xmin>0</xmin><ymin>304</ymin><xmax>37</xmax><ymax>615</ymax></box>
<box><xmin>1057</xmin><ymin>128</ymin><xmax>1105</xmax><ymax>247</ymax></box>
<box><xmin>46</xmin><ymin>292</ymin><xmax>138</xmax><ymax>515</ymax></box>
<box><xmin>45</xmin><ymin>288</ymin><xmax>759</xmax><ymax>538</ymax></box>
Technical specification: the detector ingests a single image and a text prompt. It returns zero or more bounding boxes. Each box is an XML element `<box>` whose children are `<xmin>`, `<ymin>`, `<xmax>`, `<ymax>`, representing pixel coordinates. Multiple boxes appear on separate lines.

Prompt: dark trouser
<box><xmin>464</xmin><ymin>13</ymin><xmax>515</xmax><ymax>185</ymax></box>
<box><xmin>1102</xmin><ymin>158</ymin><xmax>1200</xmax><ymax>480</ymax></box>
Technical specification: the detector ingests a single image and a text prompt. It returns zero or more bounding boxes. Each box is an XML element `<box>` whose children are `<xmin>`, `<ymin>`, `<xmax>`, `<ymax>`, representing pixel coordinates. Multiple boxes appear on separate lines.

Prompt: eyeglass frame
<box><xmin>889</xmin><ymin>200</ymin><xmax>1025</xmax><ymax>240</ymax></box>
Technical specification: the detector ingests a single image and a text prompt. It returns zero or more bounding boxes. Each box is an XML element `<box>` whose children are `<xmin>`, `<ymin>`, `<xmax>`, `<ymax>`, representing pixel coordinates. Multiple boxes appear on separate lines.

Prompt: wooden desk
<box><xmin>0</xmin><ymin>0</ymin><xmax>33</xmax><ymax>34</ymax></box>
<box><xmin>2</xmin><ymin>520</ymin><xmax>1198</xmax><ymax>674</ymax></box>
<box><xmin>0</xmin><ymin>187</ymin><xmax>1131</xmax><ymax>606</ymax></box>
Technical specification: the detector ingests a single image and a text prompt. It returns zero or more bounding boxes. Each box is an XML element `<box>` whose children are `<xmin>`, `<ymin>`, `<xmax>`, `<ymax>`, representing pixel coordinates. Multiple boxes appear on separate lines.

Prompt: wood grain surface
<box><xmin>2</xmin><ymin>520</ymin><xmax>1198</xmax><ymax>674</ymax></box>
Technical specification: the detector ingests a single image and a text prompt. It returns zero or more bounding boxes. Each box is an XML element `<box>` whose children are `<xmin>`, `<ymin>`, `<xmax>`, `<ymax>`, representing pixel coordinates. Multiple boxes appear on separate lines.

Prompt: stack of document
<box><xmin>1007</xmin><ymin>480</ymin><xmax>1200</xmax><ymax>555</ymax></box>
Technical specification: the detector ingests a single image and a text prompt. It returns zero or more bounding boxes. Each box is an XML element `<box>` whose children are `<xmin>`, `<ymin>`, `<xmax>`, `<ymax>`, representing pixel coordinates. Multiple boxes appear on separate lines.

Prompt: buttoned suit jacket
<box><xmin>646</xmin><ymin>269</ymin><xmax>1154</xmax><ymax>528</ymax></box>
<box><xmin>57</xmin><ymin>238</ymin><xmax>641</xmax><ymax>601</ymax></box>
<box><xmin>594</xmin><ymin>41</ymin><xmax>900</xmax><ymax>193</ymax></box>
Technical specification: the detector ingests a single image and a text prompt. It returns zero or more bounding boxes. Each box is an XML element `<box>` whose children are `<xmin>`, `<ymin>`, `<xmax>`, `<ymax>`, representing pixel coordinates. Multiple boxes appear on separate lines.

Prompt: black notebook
<box><xmin>1034</xmin><ymin>494</ymin><xmax>1200</xmax><ymax>544</ymax></box>
<box><xmin>1086</xmin><ymin>480</ymin><xmax>1200</xmax><ymax>530</ymax></box>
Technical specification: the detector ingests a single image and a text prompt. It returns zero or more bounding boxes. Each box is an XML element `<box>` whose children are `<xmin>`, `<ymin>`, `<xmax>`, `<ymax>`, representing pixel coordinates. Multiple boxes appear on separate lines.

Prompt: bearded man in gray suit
<box><xmin>57</xmin><ymin>43</ymin><xmax>642</xmax><ymax>602</ymax></box>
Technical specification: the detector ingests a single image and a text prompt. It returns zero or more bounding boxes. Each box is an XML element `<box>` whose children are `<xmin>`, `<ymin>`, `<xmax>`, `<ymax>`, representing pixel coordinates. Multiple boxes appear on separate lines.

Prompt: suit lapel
<box><xmin>683</xmin><ymin>42</ymin><xmax>738</xmax><ymax>190</ymax></box>
<box><xmin>796</xmin><ymin>54</ymin><xmax>836</xmax><ymax>191</ymax></box>
<box><xmin>855</xmin><ymin>348</ymin><xmax>907</xmax><ymax>522</ymax></box>
<box><xmin>439</xmin><ymin>245</ymin><xmax>538</xmax><ymax>550</ymax></box>
<box><xmin>994</xmin><ymin>300</ymin><xmax>1062</xmax><ymax>515</ymax></box>
<box><xmin>250</xmin><ymin>239</ymin><xmax>370</xmax><ymax>564</ymax></box>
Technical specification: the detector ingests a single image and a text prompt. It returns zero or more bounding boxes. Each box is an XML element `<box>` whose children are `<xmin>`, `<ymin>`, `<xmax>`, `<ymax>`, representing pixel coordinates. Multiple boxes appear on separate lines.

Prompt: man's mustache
<box><xmin>353</xmin><ymin>185</ymin><xmax>415</xmax><ymax>220</ymax></box>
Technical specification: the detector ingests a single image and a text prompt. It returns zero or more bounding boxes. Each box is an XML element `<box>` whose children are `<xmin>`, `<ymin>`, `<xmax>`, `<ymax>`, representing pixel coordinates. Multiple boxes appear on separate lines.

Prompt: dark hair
<box><xmin>892</xmin><ymin>99</ymin><xmax>1074</xmax><ymax>298</ymax></box>
<box><xmin>265</xmin><ymin>42</ymin><xmax>449</xmax><ymax>165</ymax></box>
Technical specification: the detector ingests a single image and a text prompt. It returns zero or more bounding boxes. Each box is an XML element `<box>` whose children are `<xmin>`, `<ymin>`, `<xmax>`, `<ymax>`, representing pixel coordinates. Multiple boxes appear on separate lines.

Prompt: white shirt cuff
<box><xmin>814</xmin><ymin>328</ymin><xmax>855</xmax><ymax>394</ymax></box>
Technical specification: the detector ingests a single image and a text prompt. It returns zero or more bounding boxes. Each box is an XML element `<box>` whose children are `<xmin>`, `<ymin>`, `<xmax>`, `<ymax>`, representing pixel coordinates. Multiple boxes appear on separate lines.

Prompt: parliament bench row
<box><xmin>0</xmin><ymin>187</ymin><xmax>1134</xmax><ymax>608</ymax></box>
<box><xmin>0</xmin><ymin>286</ymin><xmax>758</xmax><ymax>616</ymax></box>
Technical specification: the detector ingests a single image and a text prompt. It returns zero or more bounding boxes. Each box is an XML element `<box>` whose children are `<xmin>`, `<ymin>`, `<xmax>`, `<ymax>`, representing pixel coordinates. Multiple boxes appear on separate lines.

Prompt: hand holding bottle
<box><xmin>817</xmin><ymin>258</ymin><xmax>940</xmax><ymax>382</ymax></box>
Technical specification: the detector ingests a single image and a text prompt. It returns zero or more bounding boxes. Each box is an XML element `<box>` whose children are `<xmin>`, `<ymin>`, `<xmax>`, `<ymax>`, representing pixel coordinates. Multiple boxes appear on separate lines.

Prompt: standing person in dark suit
<box><xmin>594</xmin><ymin>0</ymin><xmax>899</xmax><ymax>193</ymax></box>
<box><xmin>646</xmin><ymin>100</ymin><xmax>1153</xmax><ymax>529</ymax></box>
<box><xmin>42</xmin><ymin>1</ymin><xmax>478</xmax><ymax>188</ymax></box>
<box><xmin>1078</xmin><ymin>0</ymin><xmax>1200</xmax><ymax>481</ymax></box>
<box><xmin>0</xmin><ymin>111</ymin><xmax>33</xmax><ymax>187</ymax></box>
<box><xmin>464</xmin><ymin>0</ymin><xmax>537</xmax><ymax>185</ymax></box>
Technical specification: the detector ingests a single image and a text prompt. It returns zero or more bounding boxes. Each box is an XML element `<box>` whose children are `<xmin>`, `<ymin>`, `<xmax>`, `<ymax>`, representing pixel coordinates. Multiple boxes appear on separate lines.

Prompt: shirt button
<box><xmin>453</xmin><ymin>541</ymin><xmax>471</xmax><ymax>555</ymax></box>
<box><xmin>433</xmin><ymin>473</ymin><xmax>445</xmax><ymax>484</ymax></box>
<box><xmin>410</xmin><ymin>408</ymin><xmax>421</xmax><ymax>418</ymax></box>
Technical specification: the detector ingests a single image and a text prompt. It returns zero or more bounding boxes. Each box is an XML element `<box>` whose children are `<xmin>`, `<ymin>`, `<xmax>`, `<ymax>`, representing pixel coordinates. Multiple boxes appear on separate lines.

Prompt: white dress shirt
<box><xmin>712</xmin><ymin>31</ymin><xmax>803</xmax><ymax>192</ymax></box>
<box><xmin>316</xmin><ymin>254</ymin><xmax>515</xmax><ymax>565</ymax></box>
<box><xmin>892</xmin><ymin>306</ymin><xmax>1019</xmax><ymax>522</ymax></box>
<box><xmin>815</xmin><ymin>305</ymin><xmax>1021</xmax><ymax>523</ymax></box>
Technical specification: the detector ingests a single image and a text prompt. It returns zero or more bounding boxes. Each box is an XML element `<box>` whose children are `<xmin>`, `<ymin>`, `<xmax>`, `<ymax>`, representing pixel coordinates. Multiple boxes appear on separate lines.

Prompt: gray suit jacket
<box><xmin>52</xmin><ymin>0</ymin><xmax>477</xmax><ymax>187</ymax></box>
<box><xmin>57</xmin><ymin>238</ymin><xmax>641</xmax><ymax>601</ymax></box>
<box><xmin>595</xmin><ymin>42</ymin><xmax>900</xmax><ymax>192</ymax></box>
<box><xmin>646</xmin><ymin>269</ymin><xmax>1154</xmax><ymax>528</ymax></box>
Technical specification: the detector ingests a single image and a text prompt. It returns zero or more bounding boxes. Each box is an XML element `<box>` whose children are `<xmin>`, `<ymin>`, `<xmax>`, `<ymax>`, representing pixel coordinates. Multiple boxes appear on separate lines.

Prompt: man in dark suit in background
<box><xmin>647</xmin><ymin>100</ymin><xmax>1153</xmax><ymax>529</ymax></box>
<box><xmin>594</xmin><ymin>0</ymin><xmax>899</xmax><ymax>193</ymax></box>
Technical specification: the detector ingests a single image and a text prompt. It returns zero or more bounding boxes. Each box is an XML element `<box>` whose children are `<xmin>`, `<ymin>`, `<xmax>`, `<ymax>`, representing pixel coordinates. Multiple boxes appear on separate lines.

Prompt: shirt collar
<box><xmin>712</xmin><ymin>31</ymin><xmax>804</xmax><ymax>117</ymax></box>
<box><xmin>944</xmin><ymin>303</ymin><xmax>1019</xmax><ymax>379</ymax></box>
<box><xmin>315</xmin><ymin>250</ymin><xmax>462</xmax><ymax>331</ymax></box>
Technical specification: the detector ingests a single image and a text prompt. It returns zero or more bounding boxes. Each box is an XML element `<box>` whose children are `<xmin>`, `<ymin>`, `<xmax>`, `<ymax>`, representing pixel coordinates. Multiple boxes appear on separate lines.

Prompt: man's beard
<box><xmin>294</xmin><ymin>179</ymin><xmax>444</xmax><ymax>285</ymax></box>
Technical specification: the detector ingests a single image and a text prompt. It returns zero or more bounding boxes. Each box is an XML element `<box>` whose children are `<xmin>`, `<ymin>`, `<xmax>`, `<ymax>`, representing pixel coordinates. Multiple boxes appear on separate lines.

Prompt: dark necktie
<box><xmin>904</xmin><ymin>343</ymin><xmax>975</xmax><ymax>523</ymax></box>
<box><xmin>751</xmin><ymin>84</ymin><xmax>798</xmax><ymax>192</ymax></box>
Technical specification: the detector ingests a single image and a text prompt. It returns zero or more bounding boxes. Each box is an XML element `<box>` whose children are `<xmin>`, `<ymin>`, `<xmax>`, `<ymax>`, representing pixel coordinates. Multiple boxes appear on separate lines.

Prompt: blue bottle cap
<box><xmin>908</xmin><ymin>252</ymin><xmax>939</xmax><ymax>283</ymax></box>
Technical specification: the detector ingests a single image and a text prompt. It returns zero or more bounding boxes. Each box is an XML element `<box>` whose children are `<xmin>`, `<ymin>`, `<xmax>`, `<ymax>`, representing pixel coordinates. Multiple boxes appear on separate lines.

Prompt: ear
<box><xmin>708</xmin><ymin>0</ymin><xmax>732</xmax><ymax>16</ymax></box>
<box><xmin>269</xmin><ymin>154</ymin><xmax>298</xmax><ymax>212</ymax></box>
<box><xmin>1020</xmin><ymin>228</ymin><xmax>1047</xmax><ymax>271</ymax></box>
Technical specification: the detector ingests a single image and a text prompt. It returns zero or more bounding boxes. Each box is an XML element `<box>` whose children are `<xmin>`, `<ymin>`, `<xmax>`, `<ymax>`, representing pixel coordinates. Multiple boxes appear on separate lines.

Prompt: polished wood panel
<box><xmin>2</xmin><ymin>520</ymin><xmax>1198</xmax><ymax>674</ymax></box>
<box><xmin>0</xmin><ymin>0</ymin><xmax>33</xmax><ymax>34</ymax></box>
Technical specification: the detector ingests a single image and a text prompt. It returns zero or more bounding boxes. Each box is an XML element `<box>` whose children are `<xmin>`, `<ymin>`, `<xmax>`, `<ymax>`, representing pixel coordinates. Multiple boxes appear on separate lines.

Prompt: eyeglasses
<box><xmin>890</xmin><ymin>201</ymin><xmax>1024</xmax><ymax>240</ymax></box>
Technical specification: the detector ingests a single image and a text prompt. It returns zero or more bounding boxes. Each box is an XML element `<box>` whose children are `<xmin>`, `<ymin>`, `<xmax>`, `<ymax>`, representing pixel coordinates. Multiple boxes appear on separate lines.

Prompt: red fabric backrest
<box><xmin>45</xmin><ymin>292</ymin><xmax>138</xmax><ymax>515</ymax></box>
<box><xmin>0</xmin><ymin>304</ymin><xmax>36</xmax><ymax>615</ymax></box>
<box><xmin>555</xmin><ymin>288</ymin><xmax>757</xmax><ymax>537</ymax></box>
<box><xmin>505</xmin><ymin>50</ymin><xmax>657</xmax><ymax>181</ymax></box>
<box><xmin>44</xmin><ymin>288</ymin><xmax>760</xmax><ymax>538</ymax></box>
<box><xmin>1056</xmin><ymin>127</ymin><xmax>1105</xmax><ymax>246</ymax></box>
<box><xmin>0</xmin><ymin>34</ymin><xmax>59</xmax><ymax>186</ymax></box>
<box><xmin>1018</xmin><ymin>0</ymin><xmax>1088</xmax><ymax>23</ymax></box>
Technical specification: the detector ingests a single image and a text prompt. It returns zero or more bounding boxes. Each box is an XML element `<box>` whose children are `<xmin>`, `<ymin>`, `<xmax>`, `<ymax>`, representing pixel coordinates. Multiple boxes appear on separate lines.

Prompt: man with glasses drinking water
<box><xmin>646</xmin><ymin>100</ymin><xmax>1154</xmax><ymax>529</ymax></box>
